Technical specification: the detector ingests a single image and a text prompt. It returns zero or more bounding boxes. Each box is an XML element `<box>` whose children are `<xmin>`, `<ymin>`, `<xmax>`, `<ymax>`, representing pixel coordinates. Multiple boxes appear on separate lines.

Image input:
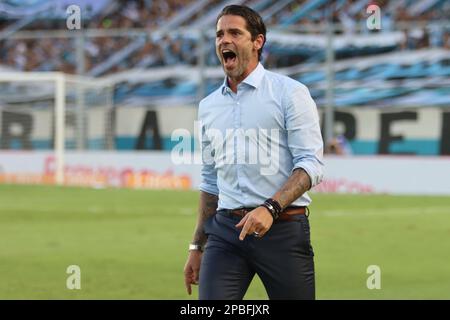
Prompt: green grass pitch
<box><xmin>0</xmin><ymin>184</ymin><xmax>449</xmax><ymax>299</ymax></box>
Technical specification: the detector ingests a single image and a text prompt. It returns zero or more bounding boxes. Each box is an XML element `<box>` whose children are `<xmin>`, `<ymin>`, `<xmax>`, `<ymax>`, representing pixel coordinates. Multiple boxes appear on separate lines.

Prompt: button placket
<box><xmin>235</xmin><ymin>92</ymin><xmax>247</xmax><ymax>195</ymax></box>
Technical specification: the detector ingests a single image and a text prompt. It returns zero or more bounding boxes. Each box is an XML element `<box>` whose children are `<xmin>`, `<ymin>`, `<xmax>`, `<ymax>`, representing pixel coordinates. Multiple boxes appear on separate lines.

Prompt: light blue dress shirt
<box><xmin>198</xmin><ymin>63</ymin><xmax>324</xmax><ymax>210</ymax></box>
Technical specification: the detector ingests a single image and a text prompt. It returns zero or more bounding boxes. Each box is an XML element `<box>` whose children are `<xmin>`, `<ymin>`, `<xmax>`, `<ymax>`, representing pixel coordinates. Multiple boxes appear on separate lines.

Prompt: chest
<box><xmin>206</xmin><ymin>90</ymin><xmax>285</xmax><ymax>133</ymax></box>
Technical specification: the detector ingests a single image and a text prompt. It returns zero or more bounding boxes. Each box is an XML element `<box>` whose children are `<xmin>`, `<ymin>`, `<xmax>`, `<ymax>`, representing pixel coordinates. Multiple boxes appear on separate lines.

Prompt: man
<box><xmin>183</xmin><ymin>5</ymin><xmax>324</xmax><ymax>300</ymax></box>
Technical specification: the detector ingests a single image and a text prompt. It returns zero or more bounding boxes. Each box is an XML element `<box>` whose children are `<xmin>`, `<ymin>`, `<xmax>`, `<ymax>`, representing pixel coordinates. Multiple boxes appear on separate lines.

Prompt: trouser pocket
<box><xmin>298</xmin><ymin>215</ymin><xmax>314</xmax><ymax>256</ymax></box>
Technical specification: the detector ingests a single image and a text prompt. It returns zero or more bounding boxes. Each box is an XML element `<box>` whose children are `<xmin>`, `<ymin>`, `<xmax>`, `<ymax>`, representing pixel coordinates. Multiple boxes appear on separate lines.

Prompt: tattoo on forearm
<box><xmin>273</xmin><ymin>168</ymin><xmax>311</xmax><ymax>209</ymax></box>
<box><xmin>192</xmin><ymin>191</ymin><xmax>218</xmax><ymax>245</ymax></box>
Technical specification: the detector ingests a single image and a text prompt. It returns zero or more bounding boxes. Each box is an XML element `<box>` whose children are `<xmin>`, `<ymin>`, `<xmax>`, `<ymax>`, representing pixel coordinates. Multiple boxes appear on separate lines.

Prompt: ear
<box><xmin>253</xmin><ymin>34</ymin><xmax>264</xmax><ymax>51</ymax></box>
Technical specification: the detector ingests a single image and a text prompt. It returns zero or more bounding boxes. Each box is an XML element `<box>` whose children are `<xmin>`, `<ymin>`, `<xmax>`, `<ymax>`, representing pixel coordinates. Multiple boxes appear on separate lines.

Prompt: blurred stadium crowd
<box><xmin>0</xmin><ymin>0</ymin><xmax>449</xmax><ymax>107</ymax></box>
<box><xmin>1</xmin><ymin>0</ymin><xmax>449</xmax><ymax>73</ymax></box>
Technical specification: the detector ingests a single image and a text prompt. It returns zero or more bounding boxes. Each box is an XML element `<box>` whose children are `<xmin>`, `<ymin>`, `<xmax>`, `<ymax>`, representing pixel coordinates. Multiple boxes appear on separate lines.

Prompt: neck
<box><xmin>227</xmin><ymin>60</ymin><xmax>259</xmax><ymax>93</ymax></box>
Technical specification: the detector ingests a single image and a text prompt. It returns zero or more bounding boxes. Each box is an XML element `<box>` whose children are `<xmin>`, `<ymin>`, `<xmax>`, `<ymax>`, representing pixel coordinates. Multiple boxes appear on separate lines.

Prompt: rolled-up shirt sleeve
<box><xmin>284</xmin><ymin>84</ymin><xmax>324</xmax><ymax>188</ymax></box>
<box><xmin>198</xmin><ymin>113</ymin><xmax>219</xmax><ymax>196</ymax></box>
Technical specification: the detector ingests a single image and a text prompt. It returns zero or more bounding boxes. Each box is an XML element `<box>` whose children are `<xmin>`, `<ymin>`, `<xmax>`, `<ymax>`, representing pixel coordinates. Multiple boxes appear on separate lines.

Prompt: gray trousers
<box><xmin>199</xmin><ymin>209</ymin><xmax>315</xmax><ymax>300</ymax></box>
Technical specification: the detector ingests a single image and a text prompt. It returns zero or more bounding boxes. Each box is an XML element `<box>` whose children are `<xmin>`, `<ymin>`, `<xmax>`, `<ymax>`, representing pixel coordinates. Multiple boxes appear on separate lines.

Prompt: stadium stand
<box><xmin>0</xmin><ymin>0</ymin><xmax>449</xmax><ymax>148</ymax></box>
<box><xmin>2</xmin><ymin>0</ymin><xmax>448</xmax><ymax>104</ymax></box>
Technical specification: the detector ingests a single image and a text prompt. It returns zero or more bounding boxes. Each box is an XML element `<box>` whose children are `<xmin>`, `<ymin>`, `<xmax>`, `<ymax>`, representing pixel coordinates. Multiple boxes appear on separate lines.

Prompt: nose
<box><xmin>218</xmin><ymin>33</ymin><xmax>232</xmax><ymax>46</ymax></box>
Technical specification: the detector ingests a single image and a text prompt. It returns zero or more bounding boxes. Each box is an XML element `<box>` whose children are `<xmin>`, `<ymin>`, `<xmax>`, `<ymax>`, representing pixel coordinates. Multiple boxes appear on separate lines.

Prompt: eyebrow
<box><xmin>216</xmin><ymin>28</ymin><xmax>244</xmax><ymax>36</ymax></box>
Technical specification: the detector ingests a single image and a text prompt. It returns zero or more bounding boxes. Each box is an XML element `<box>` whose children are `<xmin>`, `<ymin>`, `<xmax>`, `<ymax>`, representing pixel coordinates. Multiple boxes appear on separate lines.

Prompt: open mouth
<box><xmin>222</xmin><ymin>49</ymin><xmax>237</xmax><ymax>66</ymax></box>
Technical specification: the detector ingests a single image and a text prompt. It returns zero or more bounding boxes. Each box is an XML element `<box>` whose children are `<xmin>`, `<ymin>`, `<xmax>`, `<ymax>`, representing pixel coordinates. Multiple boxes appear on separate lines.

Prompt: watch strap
<box><xmin>261</xmin><ymin>198</ymin><xmax>282</xmax><ymax>220</ymax></box>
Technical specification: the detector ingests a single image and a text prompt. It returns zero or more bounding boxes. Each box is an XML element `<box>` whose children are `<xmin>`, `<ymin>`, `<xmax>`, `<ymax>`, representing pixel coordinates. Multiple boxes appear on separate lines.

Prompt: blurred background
<box><xmin>0</xmin><ymin>0</ymin><xmax>449</xmax><ymax>299</ymax></box>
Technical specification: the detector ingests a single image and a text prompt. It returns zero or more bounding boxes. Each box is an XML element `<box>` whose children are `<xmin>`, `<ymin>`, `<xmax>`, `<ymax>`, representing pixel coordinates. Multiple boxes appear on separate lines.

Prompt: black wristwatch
<box><xmin>261</xmin><ymin>198</ymin><xmax>282</xmax><ymax>220</ymax></box>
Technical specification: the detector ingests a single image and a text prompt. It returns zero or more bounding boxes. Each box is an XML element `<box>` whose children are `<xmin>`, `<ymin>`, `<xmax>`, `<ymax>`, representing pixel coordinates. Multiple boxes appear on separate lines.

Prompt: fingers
<box><xmin>239</xmin><ymin>219</ymin><xmax>254</xmax><ymax>241</ymax></box>
<box><xmin>238</xmin><ymin>220</ymin><xmax>269</xmax><ymax>240</ymax></box>
<box><xmin>184</xmin><ymin>265</ymin><xmax>200</xmax><ymax>295</ymax></box>
<box><xmin>184</xmin><ymin>268</ymin><xmax>192</xmax><ymax>295</ymax></box>
<box><xmin>237</xmin><ymin>215</ymin><xmax>260</xmax><ymax>241</ymax></box>
<box><xmin>236</xmin><ymin>208</ymin><xmax>275</xmax><ymax>240</ymax></box>
<box><xmin>235</xmin><ymin>214</ymin><xmax>249</xmax><ymax>228</ymax></box>
<box><xmin>184</xmin><ymin>273</ymin><xmax>199</xmax><ymax>295</ymax></box>
<box><xmin>259</xmin><ymin>229</ymin><xmax>269</xmax><ymax>237</ymax></box>
<box><xmin>185</xmin><ymin>276</ymin><xmax>192</xmax><ymax>295</ymax></box>
<box><xmin>193</xmin><ymin>267</ymin><xmax>199</xmax><ymax>284</ymax></box>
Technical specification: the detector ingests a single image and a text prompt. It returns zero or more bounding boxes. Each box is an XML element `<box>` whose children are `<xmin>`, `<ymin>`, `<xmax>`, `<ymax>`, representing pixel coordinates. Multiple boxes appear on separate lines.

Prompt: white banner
<box><xmin>317</xmin><ymin>155</ymin><xmax>450</xmax><ymax>195</ymax></box>
<box><xmin>0</xmin><ymin>151</ymin><xmax>201</xmax><ymax>190</ymax></box>
<box><xmin>0</xmin><ymin>151</ymin><xmax>449</xmax><ymax>195</ymax></box>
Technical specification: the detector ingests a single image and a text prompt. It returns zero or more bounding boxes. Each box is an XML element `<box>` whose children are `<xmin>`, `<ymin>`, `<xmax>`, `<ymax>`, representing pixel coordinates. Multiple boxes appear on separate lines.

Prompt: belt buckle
<box><xmin>239</xmin><ymin>208</ymin><xmax>249</xmax><ymax>217</ymax></box>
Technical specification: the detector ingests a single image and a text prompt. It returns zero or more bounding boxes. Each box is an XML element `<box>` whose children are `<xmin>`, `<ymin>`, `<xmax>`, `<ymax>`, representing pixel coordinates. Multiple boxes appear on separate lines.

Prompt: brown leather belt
<box><xmin>227</xmin><ymin>206</ymin><xmax>307</xmax><ymax>222</ymax></box>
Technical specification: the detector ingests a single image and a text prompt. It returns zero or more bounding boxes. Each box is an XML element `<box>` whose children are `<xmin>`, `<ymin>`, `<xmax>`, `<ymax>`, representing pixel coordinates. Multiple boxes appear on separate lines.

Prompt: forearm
<box><xmin>271</xmin><ymin>168</ymin><xmax>311</xmax><ymax>209</ymax></box>
<box><xmin>191</xmin><ymin>191</ymin><xmax>219</xmax><ymax>246</ymax></box>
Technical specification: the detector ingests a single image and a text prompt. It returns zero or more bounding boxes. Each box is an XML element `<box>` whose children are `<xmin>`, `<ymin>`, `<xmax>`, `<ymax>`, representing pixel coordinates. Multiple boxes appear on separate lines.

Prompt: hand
<box><xmin>235</xmin><ymin>206</ymin><xmax>274</xmax><ymax>240</ymax></box>
<box><xmin>183</xmin><ymin>250</ymin><xmax>203</xmax><ymax>295</ymax></box>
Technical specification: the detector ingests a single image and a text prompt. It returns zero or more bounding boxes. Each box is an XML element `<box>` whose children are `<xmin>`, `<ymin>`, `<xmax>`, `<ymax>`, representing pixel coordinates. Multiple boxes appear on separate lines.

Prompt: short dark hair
<box><xmin>216</xmin><ymin>5</ymin><xmax>266</xmax><ymax>61</ymax></box>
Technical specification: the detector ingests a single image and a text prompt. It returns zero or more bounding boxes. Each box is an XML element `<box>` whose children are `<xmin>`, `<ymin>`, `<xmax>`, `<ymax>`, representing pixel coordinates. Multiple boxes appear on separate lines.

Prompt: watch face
<box><xmin>189</xmin><ymin>244</ymin><xmax>202</xmax><ymax>251</ymax></box>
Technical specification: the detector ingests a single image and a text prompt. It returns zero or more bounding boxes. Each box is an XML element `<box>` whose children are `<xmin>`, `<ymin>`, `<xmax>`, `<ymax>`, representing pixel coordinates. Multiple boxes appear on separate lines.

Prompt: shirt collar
<box><xmin>221</xmin><ymin>62</ymin><xmax>265</xmax><ymax>95</ymax></box>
